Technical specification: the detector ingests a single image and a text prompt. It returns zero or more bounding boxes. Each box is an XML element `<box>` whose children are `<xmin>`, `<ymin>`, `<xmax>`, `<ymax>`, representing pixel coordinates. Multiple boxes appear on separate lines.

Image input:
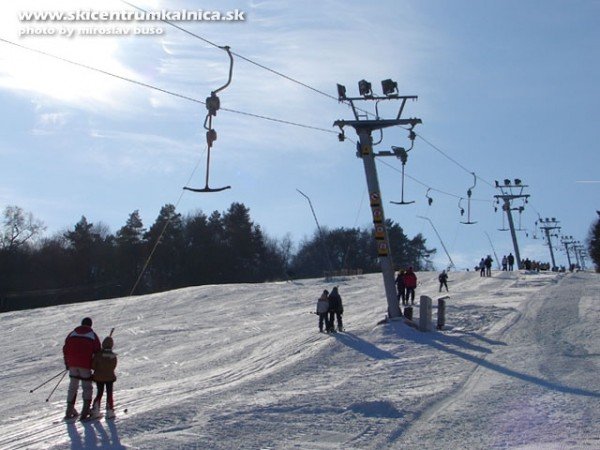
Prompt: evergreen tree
<box><xmin>115</xmin><ymin>210</ymin><xmax>147</xmax><ymax>293</ymax></box>
<box><xmin>64</xmin><ymin>216</ymin><xmax>100</xmax><ymax>284</ymax></box>
<box><xmin>144</xmin><ymin>204</ymin><xmax>184</xmax><ymax>290</ymax></box>
<box><xmin>222</xmin><ymin>202</ymin><xmax>264</xmax><ymax>282</ymax></box>
<box><xmin>182</xmin><ymin>210</ymin><xmax>211</xmax><ymax>286</ymax></box>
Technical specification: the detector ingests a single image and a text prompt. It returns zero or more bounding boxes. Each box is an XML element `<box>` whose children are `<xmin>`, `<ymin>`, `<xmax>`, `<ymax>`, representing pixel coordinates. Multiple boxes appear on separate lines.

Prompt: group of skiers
<box><xmin>395</xmin><ymin>267</ymin><xmax>418</xmax><ymax>306</ymax></box>
<box><xmin>501</xmin><ymin>253</ymin><xmax>516</xmax><ymax>271</ymax></box>
<box><xmin>62</xmin><ymin>317</ymin><xmax>118</xmax><ymax>421</ymax></box>
<box><xmin>477</xmin><ymin>255</ymin><xmax>494</xmax><ymax>277</ymax></box>
<box><xmin>315</xmin><ymin>286</ymin><xmax>344</xmax><ymax>333</ymax></box>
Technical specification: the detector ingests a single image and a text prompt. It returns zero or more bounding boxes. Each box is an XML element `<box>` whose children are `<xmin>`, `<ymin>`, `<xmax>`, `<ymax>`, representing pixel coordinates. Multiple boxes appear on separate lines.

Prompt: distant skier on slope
<box><xmin>485</xmin><ymin>255</ymin><xmax>493</xmax><ymax>277</ymax></box>
<box><xmin>63</xmin><ymin>317</ymin><xmax>101</xmax><ymax>420</ymax></box>
<box><xmin>91</xmin><ymin>336</ymin><xmax>118</xmax><ymax>419</ymax></box>
<box><xmin>478</xmin><ymin>258</ymin><xmax>486</xmax><ymax>277</ymax></box>
<box><xmin>327</xmin><ymin>286</ymin><xmax>344</xmax><ymax>332</ymax></box>
<box><xmin>316</xmin><ymin>290</ymin><xmax>329</xmax><ymax>333</ymax></box>
<box><xmin>438</xmin><ymin>270</ymin><xmax>449</xmax><ymax>292</ymax></box>
<box><xmin>507</xmin><ymin>253</ymin><xmax>515</xmax><ymax>271</ymax></box>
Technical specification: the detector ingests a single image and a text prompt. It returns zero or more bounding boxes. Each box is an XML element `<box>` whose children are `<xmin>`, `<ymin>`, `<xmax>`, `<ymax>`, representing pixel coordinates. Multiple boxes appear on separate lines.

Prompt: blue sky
<box><xmin>1</xmin><ymin>0</ymin><xmax>598</xmax><ymax>270</ymax></box>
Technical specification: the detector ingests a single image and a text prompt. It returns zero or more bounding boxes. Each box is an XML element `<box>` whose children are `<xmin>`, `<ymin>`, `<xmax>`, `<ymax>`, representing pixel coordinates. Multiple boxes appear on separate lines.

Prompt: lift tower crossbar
<box><xmin>334</xmin><ymin>80</ymin><xmax>421</xmax><ymax>319</ymax></box>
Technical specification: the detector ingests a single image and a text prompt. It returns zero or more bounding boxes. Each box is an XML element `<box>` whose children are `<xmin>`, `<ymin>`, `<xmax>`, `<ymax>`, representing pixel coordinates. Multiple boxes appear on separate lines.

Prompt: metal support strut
<box><xmin>184</xmin><ymin>46</ymin><xmax>233</xmax><ymax>193</ymax></box>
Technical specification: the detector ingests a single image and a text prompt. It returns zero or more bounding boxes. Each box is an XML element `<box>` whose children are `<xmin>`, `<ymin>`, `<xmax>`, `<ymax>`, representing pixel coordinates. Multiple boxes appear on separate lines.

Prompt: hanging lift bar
<box><xmin>460</xmin><ymin>172</ymin><xmax>477</xmax><ymax>224</ymax></box>
<box><xmin>184</xmin><ymin>46</ymin><xmax>233</xmax><ymax>193</ymax></box>
<box><xmin>390</xmin><ymin>127</ymin><xmax>417</xmax><ymax>205</ymax></box>
<box><xmin>425</xmin><ymin>188</ymin><xmax>433</xmax><ymax>206</ymax></box>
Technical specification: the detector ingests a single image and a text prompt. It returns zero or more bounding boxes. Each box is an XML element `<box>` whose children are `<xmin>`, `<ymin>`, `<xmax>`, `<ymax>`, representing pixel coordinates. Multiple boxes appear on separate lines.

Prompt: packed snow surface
<box><xmin>0</xmin><ymin>270</ymin><xmax>599</xmax><ymax>449</ymax></box>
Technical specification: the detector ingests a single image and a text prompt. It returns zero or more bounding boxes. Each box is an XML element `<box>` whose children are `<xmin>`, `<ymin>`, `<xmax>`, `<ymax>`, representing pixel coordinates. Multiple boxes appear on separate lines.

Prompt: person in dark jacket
<box><xmin>485</xmin><ymin>255</ymin><xmax>493</xmax><ymax>277</ymax></box>
<box><xmin>507</xmin><ymin>253</ymin><xmax>515</xmax><ymax>271</ymax></box>
<box><xmin>395</xmin><ymin>270</ymin><xmax>406</xmax><ymax>306</ymax></box>
<box><xmin>403</xmin><ymin>268</ymin><xmax>418</xmax><ymax>305</ymax></box>
<box><xmin>91</xmin><ymin>336</ymin><xmax>118</xmax><ymax>419</ymax></box>
<box><xmin>327</xmin><ymin>286</ymin><xmax>344</xmax><ymax>332</ymax></box>
<box><xmin>63</xmin><ymin>317</ymin><xmax>101</xmax><ymax>420</ymax></box>
<box><xmin>438</xmin><ymin>270</ymin><xmax>449</xmax><ymax>292</ymax></box>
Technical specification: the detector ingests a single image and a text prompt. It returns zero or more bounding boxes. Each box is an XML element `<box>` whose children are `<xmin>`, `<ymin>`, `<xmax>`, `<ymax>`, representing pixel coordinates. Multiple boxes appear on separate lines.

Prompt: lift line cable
<box><xmin>0</xmin><ymin>37</ymin><xmax>338</xmax><ymax>137</ymax></box>
<box><xmin>120</xmin><ymin>0</ymin><xmax>375</xmax><ymax>118</ymax></box>
<box><xmin>1</xmin><ymin>38</ymin><xmax>519</xmax><ymax>212</ymax></box>
<box><xmin>410</xmin><ymin>131</ymin><xmax>496</xmax><ymax>189</ymax></box>
<box><xmin>377</xmin><ymin>158</ymin><xmax>492</xmax><ymax>203</ymax></box>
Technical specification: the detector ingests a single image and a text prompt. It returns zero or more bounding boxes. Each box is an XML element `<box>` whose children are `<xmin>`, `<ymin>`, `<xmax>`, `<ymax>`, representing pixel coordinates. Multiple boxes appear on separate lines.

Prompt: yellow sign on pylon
<box><xmin>377</xmin><ymin>241</ymin><xmax>389</xmax><ymax>256</ymax></box>
<box><xmin>361</xmin><ymin>144</ymin><xmax>372</xmax><ymax>155</ymax></box>
<box><xmin>374</xmin><ymin>224</ymin><xmax>385</xmax><ymax>239</ymax></box>
<box><xmin>369</xmin><ymin>192</ymin><xmax>381</xmax><ymax>207</ymax></box>
<box><xmin>372</xmin><ymin>207</ymin><xmax>383</xmax><ymax>223</ymax></box>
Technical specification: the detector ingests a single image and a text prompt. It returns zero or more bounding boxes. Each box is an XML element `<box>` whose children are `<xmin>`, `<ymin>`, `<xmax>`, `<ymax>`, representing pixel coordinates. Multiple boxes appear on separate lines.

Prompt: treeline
<box><xmin>0</xmin><ymin>203</ymin><xmax>434</xmax><ymax>311</ymax></box>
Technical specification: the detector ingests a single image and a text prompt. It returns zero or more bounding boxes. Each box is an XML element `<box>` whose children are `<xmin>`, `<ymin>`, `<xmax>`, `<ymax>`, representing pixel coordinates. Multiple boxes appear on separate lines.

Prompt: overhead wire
<box><xmin>0</xmin><ymin>35</ymin><xmax>547</xmax><ymax>237</ymax></box>
<box><xmin>412</xmin><ymin>131</ymin><xmax>497</xmax><ymax>189</ymax></box>
<box><xmin>376</xmin><ymin>158</ymin><xmax>491</xmax><ymax>203</ymax></box>
<box><xmin>115</xmin><ymin>5</ymin><xmax>580</xmax><ymax>249</ymax></box>
<box><xmin>0</xmin><ymin>37</ymin><xmax>338</xmax><ymax>136</ymax></box>
<box><xmin>120</xmin><ymin>0</ymin><xmax>376</xmax><ymax>118</ymax></box>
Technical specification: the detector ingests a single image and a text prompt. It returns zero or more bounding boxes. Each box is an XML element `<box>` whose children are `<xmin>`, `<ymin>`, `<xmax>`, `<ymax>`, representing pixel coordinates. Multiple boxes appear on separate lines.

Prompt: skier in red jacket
<box><xmin>403</xmin><ymin>267</ymin><xmax>418</xmax><ymax>305</ymax></box>
<box><xmin>63</xmin><ymin>317</ymin><xmax>101</xmax><ymax>420</ymax></box>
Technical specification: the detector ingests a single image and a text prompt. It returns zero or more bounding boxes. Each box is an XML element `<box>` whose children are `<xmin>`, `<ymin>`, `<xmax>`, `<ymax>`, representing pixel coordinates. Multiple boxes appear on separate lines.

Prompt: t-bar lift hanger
<box><xmin>184</xmin><ymin>46</ymin><xmax>233</xmax><ymax>193</ymax></box>
<box><xmin>390</xmin><ymin>127</ymin><xmax>417</xmax><ymax>205</ymax></box>
<box><xmin>460</xmin><ymin>172</ymin><xmax>477</xmax><ymax>224</ymax></box>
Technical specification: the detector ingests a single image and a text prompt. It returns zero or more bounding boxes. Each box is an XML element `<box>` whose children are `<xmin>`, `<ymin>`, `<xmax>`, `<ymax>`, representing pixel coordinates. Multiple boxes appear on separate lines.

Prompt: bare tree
<box><xmin>1</xmin><ymin>206</ymin><xmax>46</xmax><ymax>251</ymax></box>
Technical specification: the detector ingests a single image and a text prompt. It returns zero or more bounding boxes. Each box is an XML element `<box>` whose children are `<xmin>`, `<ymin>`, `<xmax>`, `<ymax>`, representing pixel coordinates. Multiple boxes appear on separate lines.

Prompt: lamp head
<box><xmin>358</xmin><ymin>79</ymin><xmax>372</xmax><ymax>97</ymax></box>
<box><xmin>381</xmin><ymin>78</ymin><xmax>398</xmax><ymax>96</ymax></box>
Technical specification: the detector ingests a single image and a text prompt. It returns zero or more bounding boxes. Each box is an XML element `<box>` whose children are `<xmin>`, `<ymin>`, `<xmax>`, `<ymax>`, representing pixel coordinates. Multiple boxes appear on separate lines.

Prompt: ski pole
<box><xmin>45</xmin><ymin>369</ymin><xmax>68</xmax><ymax>402</ymax></box>
<box><xmin>29</xmin><ymin>368</ymin><xmax>68</xmax><ymax>393</ymax></box>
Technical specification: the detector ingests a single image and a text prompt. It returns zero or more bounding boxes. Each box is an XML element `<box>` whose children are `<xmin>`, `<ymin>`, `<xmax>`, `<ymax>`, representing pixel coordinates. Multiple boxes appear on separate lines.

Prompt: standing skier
<box><xmin>316</xmin><ymin>290</ymin><xmax>329</xmax><ymax>333</ymax></box>
<box><xmin>507</xmin><ymin>253</ymin><xmax>515</xmax><ymax>271</ymax></box>
<box><xmin>485</xmin><ymin>255</ymin><xmax>493</xmax><ymax>277</ymax></box>
<box><xmin>395</xmin><ymin>270</ymin><xmax>406</xmax><ymax>306</ymax></box>
<box><xmin>327</xmin><ymin>286</ymin><xmax>344</xmax><ymax>332</ymax></box>
<box><xmin>404</xmin><ymin>267</ymin><xmax>418</xmax><ymax>305</ymax></box>
<box><xmin>438</xmin><ymin>270</ymin><xmax>449</xmax><ymax>292</ymax></box>
<box><xmin>91</xmin><ymin>336</ymin><xmax>118</xmax><ymax>419</ymax></box>
<box><xmin>479</xmin><ymin>258</ymin><xmax>486</xmax><ymax>277</ymax></box>
<box><xmin>63</xmin><ymin>317</ymin><xmax>101</xmax><ymax>420</ymax></box>
<box><xmin>501</xmin><ymin>255</ymin><xmax>508</xmax><ymax>271</ymax></box>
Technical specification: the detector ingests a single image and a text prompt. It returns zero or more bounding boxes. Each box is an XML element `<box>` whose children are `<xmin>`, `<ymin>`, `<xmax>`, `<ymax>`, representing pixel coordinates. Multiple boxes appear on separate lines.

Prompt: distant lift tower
<box><xmin>334</xmin><ymin>79</ymin><xmax>421</xmax><ymax>319</ymax></box>
<box><xmin>561</xmin><ymin>235</ymin><xmax>576</xmax><ymax>269</ymax></box>
<box><xmin>494</xmin><ymin>179</ymin><xmax>530</xmax><ymax>269</ymax></box>
<box><xmin>538</xmin><ymin>218</ymin><xmax>561</xmax><ymax>270</ymax></box>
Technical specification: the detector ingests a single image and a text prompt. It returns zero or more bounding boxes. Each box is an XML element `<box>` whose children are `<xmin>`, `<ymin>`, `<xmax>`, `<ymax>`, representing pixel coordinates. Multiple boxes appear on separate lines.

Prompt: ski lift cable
<box><xmin>377</xmin><ymin>159</ymin><xmax>492</xmax><ymax>203</ymax></box>
<box><xmin>0</xmin><ymin>37</ymin><xmax>339</xmax><ymax>137</ymax></box>
<box><xmin>409</xmin><ymin>131</ymin><xmax>496</xmax><ymax>189</ymax></box>
<box><xmin>120</xmin><ymin>0</ymin><xmax>376</xmax><ymax>119</ymax></box>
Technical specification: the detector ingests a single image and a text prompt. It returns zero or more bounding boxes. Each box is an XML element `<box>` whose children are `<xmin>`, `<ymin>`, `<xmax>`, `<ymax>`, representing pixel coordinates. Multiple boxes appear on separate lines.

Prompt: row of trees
<box><xmin>589</xmin><ymin>212</ymin><xmax>600</xmax><ymax>272</ymax></box>
<box><xmin>1</xmin><ymin>203</ymin><xmax>435</xmax><ymax>311</ymax></box>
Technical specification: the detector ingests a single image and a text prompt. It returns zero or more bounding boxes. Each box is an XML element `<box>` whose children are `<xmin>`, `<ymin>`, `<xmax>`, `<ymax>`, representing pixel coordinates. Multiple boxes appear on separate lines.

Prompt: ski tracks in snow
<box><xmin>396</xmin><ymin>272</ymin><xmax>600</xmax><ymax>449</ymax></box>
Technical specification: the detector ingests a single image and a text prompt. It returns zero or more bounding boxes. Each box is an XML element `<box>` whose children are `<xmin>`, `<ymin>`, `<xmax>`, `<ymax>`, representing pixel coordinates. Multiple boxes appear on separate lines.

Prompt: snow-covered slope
<box><xmin>0</xmin><ymin>270</ymin><xmax>598</xmax><ymax>449</ymax></box>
